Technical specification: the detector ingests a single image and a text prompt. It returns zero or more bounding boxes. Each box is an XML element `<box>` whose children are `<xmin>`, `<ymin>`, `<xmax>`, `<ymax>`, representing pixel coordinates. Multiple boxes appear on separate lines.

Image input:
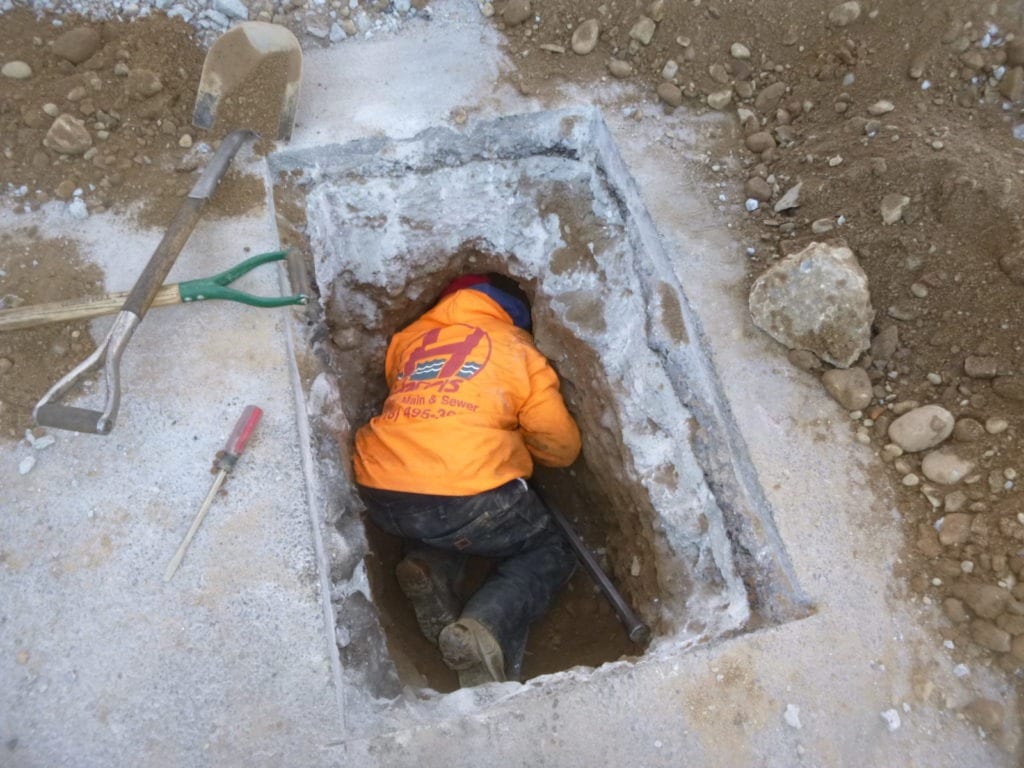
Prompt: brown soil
<box><xmin>0</xmin><ymin>227</ymin><xmax>102</xmax><ymax>437</ymax></box>
<box><xmin>0</xmin><ymin>10</ymin><xmax>268</xmax><ymax>228</ymax></box>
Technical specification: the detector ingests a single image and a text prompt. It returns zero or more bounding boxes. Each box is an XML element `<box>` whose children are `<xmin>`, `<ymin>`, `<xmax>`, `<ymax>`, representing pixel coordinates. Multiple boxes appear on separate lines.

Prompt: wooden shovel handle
<box><xmin>0</xmin><ymin>284</ymin><xmax>181</xmax><ymax>332</ymax></box>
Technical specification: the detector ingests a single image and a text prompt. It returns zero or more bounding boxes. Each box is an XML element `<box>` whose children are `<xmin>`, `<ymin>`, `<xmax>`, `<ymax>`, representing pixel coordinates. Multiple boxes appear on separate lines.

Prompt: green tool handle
<box><xmin>177</xmin><ymin>250</ymin><xmax>308</xmax><ymax>308</ymax></box>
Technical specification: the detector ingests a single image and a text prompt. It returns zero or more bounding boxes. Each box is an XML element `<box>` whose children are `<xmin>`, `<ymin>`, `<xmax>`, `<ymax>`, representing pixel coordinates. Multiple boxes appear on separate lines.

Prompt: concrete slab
<box><xmin>1</xmin><ymin>196</ymin><xmax>339</xmax><ymax>765</ymax></box>
<box><xmin>2</xmin><ymin>2</ymin><xmax>1019</xmax><ymax>767</ymax></box>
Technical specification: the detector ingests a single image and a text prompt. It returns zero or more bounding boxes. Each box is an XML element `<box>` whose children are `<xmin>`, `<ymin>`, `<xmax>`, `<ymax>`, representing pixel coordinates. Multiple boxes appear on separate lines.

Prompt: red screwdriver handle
<box><xmin>217</xmin><ymin>405</ymin><xmax>263</xmax><ymax>472</ymax></box>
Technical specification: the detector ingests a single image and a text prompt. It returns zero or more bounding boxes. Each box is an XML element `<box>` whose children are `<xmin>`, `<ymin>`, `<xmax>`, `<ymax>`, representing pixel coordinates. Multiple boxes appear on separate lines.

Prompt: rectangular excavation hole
<box><xmin>269</xmin><ymin>109</ymin><xmax>809</xmax><ymax>728</ymax></box>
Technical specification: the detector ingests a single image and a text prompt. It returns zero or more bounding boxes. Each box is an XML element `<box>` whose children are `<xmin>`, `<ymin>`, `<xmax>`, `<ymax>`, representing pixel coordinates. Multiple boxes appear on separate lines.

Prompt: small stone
<box><xmin>773</xmin><ymin>182</ymin><xmax>802</xmax><ymax>212</ymax></box>
<box><xmin>731</xmin><ymin>43</ymin><xmax>751</xmax><ymax>60</ymax></box>
<box><xmin>571</xmin><ymin>20</ymin><xmax>600</xmax><ymax>56</ymax></box>
<box><xmin>964</xmin><ymin>356</ymin><xmax>999</xmax><ymax>379</ymax></box>
<box><xmin>708</xmin><ymin>64</ymin><xmax>730</xmax><ymax>84</ymax></box>
<box><xmin>787</xmin><ymin>349</ymin><xmax>821</xmax><ymax>372</ymax></box>
<box><xmin>822</xmin><ymin>368</ymin><xmax>873</xmax><ymax>410</ymax></box>
<box><xmin>539</xmin><ymin>44</ymin><xmax>566</xmax><ymax>54</ymax></box>
<box><xmin>811</xmin><ymin>218</ymin><xmax>834</xmax><ymax>234</ymax></box>
<box><xmin>953</xmin><ymin>418</ymin><xmax>985</xmax><ymax>443</ymax></box>
<box><xmin>944</xmin><ymin>490</ymin><xmax>968</xmax><ymax>512</ymax></box>
<box><xmin>783</xmin><ymin>704</ymin><xmax>802</xmax><ymax>729</ymax></box>
<box><xmin>828</xmin><ymin>1</ymin><xmax>862</xmax><ymax>27</ymax></box>
<box><xmin>970</xmin><ymin>619</ymin><xmax>1011</xmax><ymax>653</ymax></box>
<box><xmin>998</xmin><ymin>614</ymin><xmax>1024</xmax><ymax>635</ymax></box>
<box><xmin>1007</xmin><ymin>39</ymin><xmax>1024</xmax><ymax>68</ymax></box>
<box><xmin>43</xmin><ymin>114</ymin><xmax>92</xmax><ymax>155</ymax></box>
<box><xmin>502</xmin><ymin>0</ymin><xmax>531</xmax><ymax>26</ymax></box>
<box><xmin>42</xmin><ymin>102</ymin><xmax>60</xmax><ymax>117</ymax></box>
<box><xmin>745</xmin><ymin>176</ymin><xmax>772</xmax><ymax>202</ymax></box>
<box><xmin>881</xmin><ymin>444</ymin><xmax>903</xmax><ymax>461</ymax></box>
<box><xmin>961</xmin><ymin>699</ymin><xmax>1005</xmax><ymax>733</ymax></box>
<box><xmin>54</xmin><ymin>180</ymin><xmax>76</xmax><ymax>200</ymax></box>
<box><xmin>655</xmin><ymin>82</ymin><xmax>683</xmax><ymax>108</ymax></box>
<box><xmin>178</xmin><ymin>134</ymin><xmax>193</xmax><ymax>149</ymax></box>
<box><xmin>755</xmin><ymin>82</ymin><xmax>788</xmax><ymax>113</ymax></box>
<box><xmin>922</xmin><ymin>450</ymin><xmax>974</xmax><ymax>485</ymax></box>
<box><xmin>880</xmin><ymin>709</ymin><xmax>901</xmax><ymax>732</ymax></box>
<box><xmin>902</xmin><ymin>473</ymin><xmax>920</xmax><ymax>487</ymax></box>
<box><xmin>881</xmin><ymin>193</ymin><xmax>911</xmax><ymax>224</ymax></box>
<box><xmin>998</xmin><ymin>254</ymin><xmax>1024</xmax><ymax>285</ymax></box>
<box><xmin>1</xmin><ymin>61</ymin><xmax>32</xmax><ymax>80</ymax></box>
<box><xmin>937</xmin><ymin>513</ymin><xmax>972</xmax><ymax>545</ymax></box>
<box><xmin>944</xmin><ymin>598</ymin><xmax>970</xmax><ymax>623</ymax></box>
<box><xmin>661</xmin><ymin>60</ymin><xmax>679</xmax><ymax>80</ymax></box>
<box><xmin>126</xmin><ymin>69</ymin><xmax>163</xmax><ymax>99</ymax></box>
<box><xmin>707</xmin><ymin>89</ymin><xmax>733</xmax><ymax>110</ymax></box>
<box><xmin>744</xmin><ymin>131</ymin><xmax>776</xmax><ymax>154</ymax></box>
<box><xmin>992</xmin><ymin>377</ymin><xmax>1024</xmax><ymax>403</ymax></box>
<box><xmin>985</xmin><ymin>417</ymin><xmax>1009</xmax><ymax>435</ymax></box>
<box><xmin>888</xmin><ymin>405</ymin><xmax>955</xmax><ymax>452</ymax></box>
<box><xmin>608</xmin><ymin>58</ymin><xmax>633</xmax><ymax>78</ymax></box>
<box><xmin>870</xmin><ymin>325</ymin><xmax>899</xmax><ymax>361</ymax></box>
<box><xmin>951</xmin><ymin>583</ymin><xmax>1013</xmax><ymax>619</ymax></box>
<box><xmin>0</xmin><ymin>358</ymin><xmax>12</xmax><ymax>374</ymax></box>
<box><xmin>52</xmin><ymin>28</ymin><xmax>102</xmax><ymax>64</ymax></box>
<box><xmin>629</xmin><ymin>16</ymin><xmax>657</xmax><ymax>46</ymax></box>
<box><xmin>867</xmin><ymin>99</ymin><xmax>895</xmax><ymax>115</ymax></box>
<box><xmin>999</xmin><ymin>66</ymin><xmax>1024</xmax><ymax>101</ymax></box>
<box><xmin>647</xmin><ymin>0</ymin><xmax>666</xmax><ymax>23</ymax></box>
<box><xmin>19</xmin><ymin>455</ymin><xmax>36</xmax><ymax>475</ymax></box>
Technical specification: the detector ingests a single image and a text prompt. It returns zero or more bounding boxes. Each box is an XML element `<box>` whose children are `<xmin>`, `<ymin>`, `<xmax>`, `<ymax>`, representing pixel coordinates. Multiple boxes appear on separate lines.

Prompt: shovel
<box><xmin>33</xmin><ymin>129</ymin><xmax>256</xmax><ymax>435</ymax></box>
<box><xmin>192</xmin><ymin>22</ymin><xmax>302</xmax><ymax>141</ymax></box>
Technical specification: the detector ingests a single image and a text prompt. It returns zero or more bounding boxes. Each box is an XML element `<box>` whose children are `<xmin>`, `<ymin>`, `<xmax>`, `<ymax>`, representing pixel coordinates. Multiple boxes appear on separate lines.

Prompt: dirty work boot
<box><xmin>438</xmin><ymin>618</ymin><xmax>506</xmax><ymax>687</ymax></box>
<box><xmin>395</xmin><ymin>557</ymin><xmax>460</xmax><ymax>646</ymax></box>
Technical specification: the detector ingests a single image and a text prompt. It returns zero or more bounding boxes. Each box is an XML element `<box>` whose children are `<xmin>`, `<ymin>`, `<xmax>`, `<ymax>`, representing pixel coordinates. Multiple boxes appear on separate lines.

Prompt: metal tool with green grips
<box><xmin>0</xmin><ymin>250</ymin><xmax>308</xmax><ymax>332</ymax></box>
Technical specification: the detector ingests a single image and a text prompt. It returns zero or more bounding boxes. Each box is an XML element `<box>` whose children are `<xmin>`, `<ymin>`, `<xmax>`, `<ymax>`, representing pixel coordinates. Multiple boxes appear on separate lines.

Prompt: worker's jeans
<box><xmin>358</xmin><ymin>478</ymin><xmax>576</xmax><ymax>680</ymax></box>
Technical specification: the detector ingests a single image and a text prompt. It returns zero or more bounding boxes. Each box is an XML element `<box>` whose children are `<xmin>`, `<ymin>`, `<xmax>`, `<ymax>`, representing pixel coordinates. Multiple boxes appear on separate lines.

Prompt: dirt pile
<box><xmin>488</xmin><ymin>0</ymin><xmax>1024</xmax><ymax>675</ymax></box>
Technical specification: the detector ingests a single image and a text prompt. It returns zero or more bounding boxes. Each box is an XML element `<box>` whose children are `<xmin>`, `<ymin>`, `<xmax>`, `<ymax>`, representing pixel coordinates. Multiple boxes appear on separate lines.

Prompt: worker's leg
<box><xmin>422</xmin><ymin>481</ymin><xmax>576</xmax><ymax>681</ymax></box>
<box><xmin>358</xmin><ymin>487</ymin><xmax>468</xmax><ymax>644</ymax></box>
<box><xmin>359</xmin><ymin>480</ymin><xmax>576</xmax><ymax>680</ymax></box>
<box><xmin>394</xmin><ymin>543</ymin><xmax>466</xmax><ymax>645</ymax></box>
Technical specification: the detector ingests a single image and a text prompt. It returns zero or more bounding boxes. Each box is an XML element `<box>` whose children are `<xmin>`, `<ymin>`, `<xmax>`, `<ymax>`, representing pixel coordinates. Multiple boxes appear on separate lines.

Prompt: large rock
<box><xmin>749</xmin><ymin>241</ymin><xmax>874</xmax><ymax>367</ymax></box>
<box><xmin>43</xmin><ymin>114</ymin><xmax>92</xmax><ymax>155</ymax></box>
<box><xmin>51</xmin><ymin>28</ymin><xmax>102</xmax><ymax>64</ymax></box>
<box><xmin>888</xmin><ymin>405</ymin><xmax>954</xmax><ymax>452</ymax></box>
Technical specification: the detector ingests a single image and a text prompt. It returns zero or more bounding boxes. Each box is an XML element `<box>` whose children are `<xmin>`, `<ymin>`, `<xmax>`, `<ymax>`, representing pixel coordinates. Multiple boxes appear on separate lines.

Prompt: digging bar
<box><xmin>33</xmin><ymin>129</ymin><xmax>257</xmax><ymax>435</ymax></box>
<box><xmin>535</xmin><ymin>490</ymin><xmax>652</xmax><ymax>644</ymax></box>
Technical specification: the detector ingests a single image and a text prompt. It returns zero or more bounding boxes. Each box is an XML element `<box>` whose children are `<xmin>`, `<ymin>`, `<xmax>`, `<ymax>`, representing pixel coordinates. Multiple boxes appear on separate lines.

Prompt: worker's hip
<box><xmin>358</xmin><ymin>478</ymin><xmax>556</xmax><ymax>557</ymax></box>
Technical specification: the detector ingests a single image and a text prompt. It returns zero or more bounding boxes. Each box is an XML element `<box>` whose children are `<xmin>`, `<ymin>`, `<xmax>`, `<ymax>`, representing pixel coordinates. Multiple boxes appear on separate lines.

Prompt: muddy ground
<box><xmin>3</xmin><ymin>0</ymin><xmax>1024</xmax><ymax>688</ymax></box>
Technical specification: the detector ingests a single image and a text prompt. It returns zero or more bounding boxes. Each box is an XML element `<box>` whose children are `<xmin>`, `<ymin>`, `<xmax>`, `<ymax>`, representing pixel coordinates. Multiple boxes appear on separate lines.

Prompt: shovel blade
<box><xmin>193</xmin><ymin>22</ymin><xmax>302</xmax><ymax>141</ymax></box>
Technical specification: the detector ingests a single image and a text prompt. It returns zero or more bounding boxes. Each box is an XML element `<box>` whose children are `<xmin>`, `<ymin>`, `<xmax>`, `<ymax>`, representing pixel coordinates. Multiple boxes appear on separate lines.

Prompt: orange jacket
<box><xmin>353</xmin><ymin>289</ymin><xmax>581</xmax><ymax>495</ymax></box>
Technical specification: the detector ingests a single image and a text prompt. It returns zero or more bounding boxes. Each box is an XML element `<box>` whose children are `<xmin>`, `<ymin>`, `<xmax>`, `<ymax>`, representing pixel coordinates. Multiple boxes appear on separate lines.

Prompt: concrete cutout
<box><xmin>269</xmin><ymin>108</ymin><xmax>811</xmax><ymax>736</ymax></box>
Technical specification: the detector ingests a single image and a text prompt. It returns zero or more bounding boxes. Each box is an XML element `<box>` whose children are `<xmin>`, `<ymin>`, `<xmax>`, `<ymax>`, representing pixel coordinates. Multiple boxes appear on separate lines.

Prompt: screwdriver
<box><xmin>164</xmin><ymin>405</ymin><xmax>263</xmax><ymax>582</ymax></box>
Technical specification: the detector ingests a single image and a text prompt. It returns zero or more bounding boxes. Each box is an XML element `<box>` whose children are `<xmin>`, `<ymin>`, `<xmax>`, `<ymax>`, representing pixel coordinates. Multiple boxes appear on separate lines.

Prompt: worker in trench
<box><xmin>353</xmin><ymin>273</ymin><xmax>581</xmax><ymax>687</ymax></box>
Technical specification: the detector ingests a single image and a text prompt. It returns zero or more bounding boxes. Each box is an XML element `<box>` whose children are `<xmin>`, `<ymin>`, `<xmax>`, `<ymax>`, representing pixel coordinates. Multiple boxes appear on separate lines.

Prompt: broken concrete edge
<box><xmin>584</xmin><ymin>108</ymin><xmax>813</xmax><ymax>624</ymax></box>
<box><xmin>261</xmin><ymin>159</ymin><xmax>350</xmax><ymax>732</ymax></box>
<box><xmin>263</xmin><ymin>106</ymin><xmax>812</xmax><ymax>734</ymax></box>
